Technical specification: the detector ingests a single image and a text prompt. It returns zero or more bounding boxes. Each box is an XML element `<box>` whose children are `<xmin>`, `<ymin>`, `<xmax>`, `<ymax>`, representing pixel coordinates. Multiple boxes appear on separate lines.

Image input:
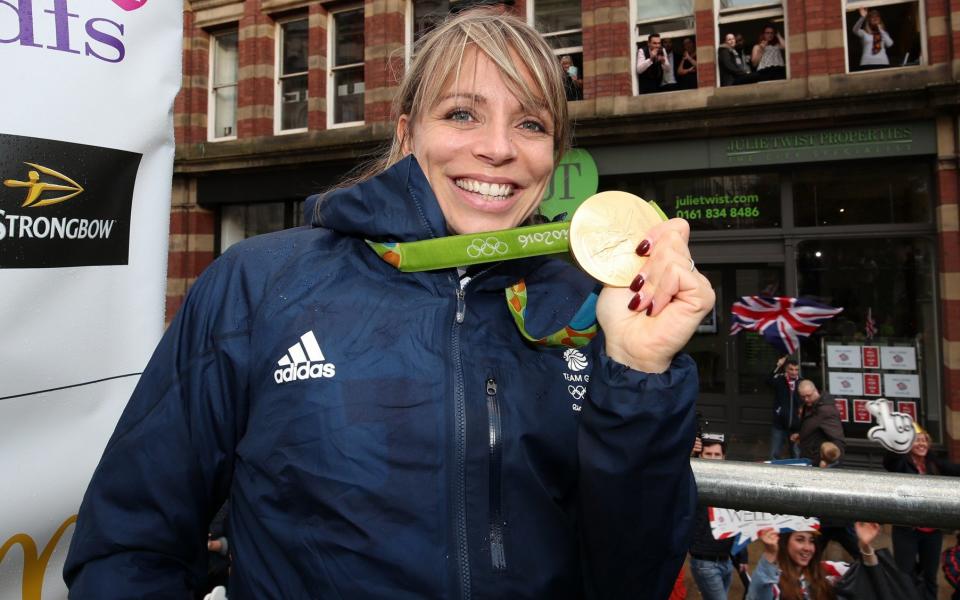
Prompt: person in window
<box><xmin>735</xmin><ymin>33</ymin><xmax>753</xmax><ymax>75</ymax></box>
<box><xmin>751</xmin><ymin>24</ymin><xmax>787</xmax><ymax>81</ymax></box>
<box><xmin>63</xmin><ymin>8</ymin><xmax>714</xmax><ymax>599</ymax></box>
<box><xmin>884</xmin><ymin>428</ymin><xmax>960</xmax><ymax>600</ymax></box>
<box><xmin>852</xmin><ymin>7</ymin><xmax>893</xmax><ymax>69</ymax></box>
<box><xmin>560</xmin><ymin>54</ymin><xmax>583</xmax><ymax>101</ymax></box>
<box><xmin>718</xmin><ymin>33</ymin><xmax>750</xmax><ymax>86</ymax></box>
<box><xmin>637</xmin><ymin>33</ymin><xmax>679</xmax><ymax>93</ymax></box>
<box><xmin>677</xmin><ymin>37</ymin><xmax>698</xmax><ymax>90</ymax></box>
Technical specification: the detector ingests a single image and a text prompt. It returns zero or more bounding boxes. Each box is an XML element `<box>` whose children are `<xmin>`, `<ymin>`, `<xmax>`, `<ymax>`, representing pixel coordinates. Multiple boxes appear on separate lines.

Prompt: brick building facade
<box><xmin>173</xmin><ymin>0</ymin><xmax>960</xmax><ymax>461</ymax></box>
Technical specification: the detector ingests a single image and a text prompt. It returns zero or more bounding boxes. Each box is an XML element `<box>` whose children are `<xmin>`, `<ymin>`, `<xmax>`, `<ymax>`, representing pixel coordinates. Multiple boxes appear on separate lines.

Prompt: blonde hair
<box><xmin>819</xmin><ymin>441</ymin><xmax>841</xmax><ymax>465</ymax></box>
<box><xmin>349</xmin><ymin>8</ymin><xmax>570</xmax><ymax>184</ymax></box>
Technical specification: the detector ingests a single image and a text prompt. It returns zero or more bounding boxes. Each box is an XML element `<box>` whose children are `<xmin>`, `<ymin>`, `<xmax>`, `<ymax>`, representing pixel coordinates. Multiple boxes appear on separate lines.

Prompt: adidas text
<box><xmin>274</xmin><ymin>362</ymin><xmax>336</xmax><ymax>383</ymax></box>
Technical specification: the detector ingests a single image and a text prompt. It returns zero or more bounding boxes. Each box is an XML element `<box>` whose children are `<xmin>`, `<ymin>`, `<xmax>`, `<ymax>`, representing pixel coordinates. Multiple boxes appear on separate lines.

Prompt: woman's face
<box><xmin>684</xmin><ymin>38</ymin><xmax>695</xmax><ymax>53</ymax></box>
<box><xmin>787</xmin><ymin>532</ymin><xmax>816</xmax><ymax>568</ymax></box>
<box><xmin>398</xmin><ymin>48</ymin><xmax>555</xmax><ymax>235</ymax></box>
<box><xmin>869</xmin><ymin>13</ymin><xmax>882</xmax><ymax>27</ymax></box>
<box><xmin>911</xmin><ymin>433</ymin><xmax>930</xmax><ymax>458</ymax></box>
<box><xmin>725</xmin><ymin>34</ymin><xmax>736</xmax><ymax>48</ymax></box>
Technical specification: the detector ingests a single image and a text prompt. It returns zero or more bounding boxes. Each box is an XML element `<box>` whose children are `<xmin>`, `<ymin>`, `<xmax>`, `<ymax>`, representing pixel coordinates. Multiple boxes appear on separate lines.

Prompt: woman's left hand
<box><xmin>596</xmin><ymin>218</ymin><xmax>715</xmax><ymax>373</ymax></box>
<box><xmin>854</xmin><ymin>521</ymin><xmax>881</xmax><ymax>548</ymax></box>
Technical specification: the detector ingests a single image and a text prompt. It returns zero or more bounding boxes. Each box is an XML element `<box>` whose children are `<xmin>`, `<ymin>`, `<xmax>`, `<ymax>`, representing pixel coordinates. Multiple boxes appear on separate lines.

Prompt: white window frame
<box><xmin>208</xmin><ymin>27</ymin><xmax>239</xmax><ymax>142</ymax></box>
<box><xmin>526</xmin><ymin>0</ymin><xmax>584</xmax><ymax>60</ymax></box>
<box><xmin>630</xmin><ymin>0</ymin><xmax>696</xmax><ymax>95</ymax></box>
<box><xmin>327</xmin><ymin>5</ymin><xmax>365</xmax><ymax>130</ymax></box>
<box><xmin>713</xmin><ymin>0</ymin><xmax>789</xmax><ymax>85</ymax></box>
<box><xmin>274</xmin><ymin>15</ymin><xmax>310</xmax><ymax>135</ymax></box>
<box><xmin>841</xmin><ymin>0</ymin><xmax>927</xmax><ymax>74</ymax></box>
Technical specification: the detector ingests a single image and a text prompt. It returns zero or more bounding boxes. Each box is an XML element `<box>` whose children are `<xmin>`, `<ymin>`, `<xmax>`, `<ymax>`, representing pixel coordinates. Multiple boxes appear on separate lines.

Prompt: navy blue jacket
<box><xmin>64</xmin><ymin>157</ymin><xmax>698</xmax><ymax>599</ymax></box>
<box><xmin>767</xmin><ymin>370</ymin><xmax>799</xmax><ymax>431</ymax></box>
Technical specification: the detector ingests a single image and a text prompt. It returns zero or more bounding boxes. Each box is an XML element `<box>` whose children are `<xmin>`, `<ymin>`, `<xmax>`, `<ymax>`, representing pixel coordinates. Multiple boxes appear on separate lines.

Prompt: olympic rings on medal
<box><xmin>466</xmin><ymin>237</ymin><xmax>509</xmax><ymax>259</ymax></box>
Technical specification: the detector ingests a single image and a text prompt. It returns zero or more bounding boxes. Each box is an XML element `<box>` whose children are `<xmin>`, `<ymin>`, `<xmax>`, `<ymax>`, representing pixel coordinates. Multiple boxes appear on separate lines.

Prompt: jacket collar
<box><xmin>313</xmin><ymin>155</ymin><xmax>450</xmax><ymax>242</ymax></box>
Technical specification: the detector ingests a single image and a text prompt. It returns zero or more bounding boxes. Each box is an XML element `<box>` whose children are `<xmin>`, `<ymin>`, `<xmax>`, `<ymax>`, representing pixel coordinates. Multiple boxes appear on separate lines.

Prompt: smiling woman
<box><xmin>64</xmin><ymin>9</ymin><xmax>715</xmax><ymax>599</ymax></box>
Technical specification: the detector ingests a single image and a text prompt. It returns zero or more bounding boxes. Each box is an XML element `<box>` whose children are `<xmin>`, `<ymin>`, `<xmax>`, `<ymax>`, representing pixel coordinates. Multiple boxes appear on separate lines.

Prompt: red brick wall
<box><xmin>237</xmin><ymin>4</ymin><xmax>275</xmax><ymax>138</ymax></box>
<box><xmin>165</xmin><ymin>207</ymin><xmax>215</xmax><ymax>323</ymax></box>
<box><xmin>582</xmin><ymin>0</ymin><xmax>632</xmax><ymax>100</ymax></box>
<box><xmin>365</xmin><ymin>8</ymin><xmax>406</xmax><ymax>123</ymax></box>
<box><xmin>176</xmin><ymin>10</ymin><xmax>207</xmax><ymax>144</ymax></box>
<box><xmin>308</xmin><ymin>4</ymin><xmax>328</xmax><ymax>130</ymax></box>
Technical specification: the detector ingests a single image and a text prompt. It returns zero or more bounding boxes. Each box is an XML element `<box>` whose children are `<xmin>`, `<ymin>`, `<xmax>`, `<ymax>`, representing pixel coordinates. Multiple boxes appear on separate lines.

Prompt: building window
<box><xmin>529</xmin><ymin>0</ymin><xmax>583</xmax><ymax>100</ymax></box>
<box><xmin>276</xmin><ymin>17</ymin><xmax>309</xmax><ymax>133</ymax></box>
<box><xmin>844</xmin><ymin>1</ymin><xmax>923</xmax><ymax>72</ymax></box>
<box><xmin>793</xmin><ymin>161</ymin><xmax>931</xmax><ymax>227</ymax></box>
<box><xmin>219</xmin><ymin>200</ymin><xmax>306</xmax><ymax>252</ymax></box>
<box><xmin>209</xmin><ymin>28</ymin><xmax>238</xmax><ymax>141</ymax></box>
<box><xmin>634</xmin><ymin>0</ymin><xmax>696</xmax><ymax>94</ymax></box>
<box><xmin>716</xmin><ymin>0</ymin><xmax>786</xmax><ymax>84</ymax></box>
<box><xmin>328</xmin><ymin>7</ymin><xmax>365</xmax><ymax>127</ymax></box>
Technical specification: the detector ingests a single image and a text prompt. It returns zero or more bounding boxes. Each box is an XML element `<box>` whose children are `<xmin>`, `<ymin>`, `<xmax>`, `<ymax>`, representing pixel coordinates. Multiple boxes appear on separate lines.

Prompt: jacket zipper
<box><xmin>486</xmin><ymin>377</ymin><xmax>507</xmax><ymax>571</ymax></box>
<box><xmin>451</xmin><ymin>278</ymin><xmax>470</xmax><ymax>599</ymax></box>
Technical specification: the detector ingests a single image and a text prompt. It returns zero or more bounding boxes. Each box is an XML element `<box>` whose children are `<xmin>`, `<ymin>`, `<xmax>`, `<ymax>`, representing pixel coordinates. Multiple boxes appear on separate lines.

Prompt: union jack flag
<box><xmin>730</xmin><ymin>296</ymin><xmax>843</xmax><ymax>354</ymax></box>
<box><xmin>865</xmin><ymin>307</ymin><xmax>877</xmax><ymax>340</ymax></box>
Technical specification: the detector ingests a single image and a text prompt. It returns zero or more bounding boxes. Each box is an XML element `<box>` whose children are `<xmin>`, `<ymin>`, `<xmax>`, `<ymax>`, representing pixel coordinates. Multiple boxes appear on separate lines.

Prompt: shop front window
<box><xmin>655</xmin><ymin>172</ymin><xmax>781</xmax><ymax>230</ymax></box>
<box><xmin>844</xmin><ymin>1</ymin><xmax>923</xmax><ymax>71</ymax></box>
<box><xmin>716</xmin><ymin>0</ymin><xmax>786</xmax><ymax>85</ymax></box>
<box><xmin>796</xmin><ymin>237</ymin><xmax>938</xmax><ymax>437</ymax></box>
<box><xmin>220</xmin><ymin>203</ymin><xmax>286</xmax><ymax>252</ymax></box>
<box><xmin>793</xmin><ymin>162</ymin><xmax>931</xmax><ymax>227</ymax></box>
<box><xmin>635</xmin><ymin>0</ymin><xmax>695</xmax><ymax>94</ymax></box>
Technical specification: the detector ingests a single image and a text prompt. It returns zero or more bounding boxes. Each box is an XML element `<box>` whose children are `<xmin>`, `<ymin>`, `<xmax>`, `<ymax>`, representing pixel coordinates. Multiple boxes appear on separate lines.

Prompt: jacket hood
<box><xmin>311</xmin><ymin>156</ymin><xmax>450</xmax><ymax>242</ymax></box>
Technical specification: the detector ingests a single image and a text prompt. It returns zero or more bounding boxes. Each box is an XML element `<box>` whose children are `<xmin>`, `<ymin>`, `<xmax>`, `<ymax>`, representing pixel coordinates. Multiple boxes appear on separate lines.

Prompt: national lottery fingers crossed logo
<box><xmin>466</xmin><ymin>237</ymin><xmax>509</xmax><ymax>259</ymax></box>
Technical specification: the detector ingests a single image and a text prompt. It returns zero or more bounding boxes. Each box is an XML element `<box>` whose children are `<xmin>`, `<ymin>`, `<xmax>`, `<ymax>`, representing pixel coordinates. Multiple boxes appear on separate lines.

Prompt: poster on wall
<box><xmin>0</xmin><ymin>2</ymin><xmax>181</xmax><ymax>598</ymax></box>
<box><xmin>883</xmin><ymin>373</ymin><xmax>921</xmax><ymax>398</ymax></box>
<box><xmin>853</xmin><ymin>399</ymin><xmax>872</xmax><ymax>423</ymax></box>
<box><xmin>862</xmin><ymin>346</ymin><xmax>880</xmax><ymax>369</ymax></box>
<box><xmin>880</xmin><ymin>346</ymin><xmax>917</xmax><ymax>370</ymax></box>
<box><xmin>897</xmin><ymin>400</ymin><xmax>918</xmax><ymax>421</ymax></box>
<box><xmin>827</xmin><ymin>345</ymin><xmax>861</xmax><ymax>368</ymax></box>
<box><xmin>829</xmin><ymin>371</ymin><xmax>864</xmax><ymax>397</ymax></box>
<box><xmin>863</xmin><ymin>373</ymin><xmax>882</xmax><ymax>397</ymax></box>
<box><xmin>834</xmin><ymin>398</ymin><xmax>849</xmax><ymax>422</ymax></box>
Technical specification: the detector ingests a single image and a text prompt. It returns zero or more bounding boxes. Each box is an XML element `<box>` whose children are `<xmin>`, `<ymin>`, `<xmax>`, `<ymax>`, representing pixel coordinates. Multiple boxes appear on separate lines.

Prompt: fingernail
<box><xmin>645</xmin><ymin>299</ymin><xmax>654</xmax><ymax>316</ymax></box>
<box><xmin>627</xmin><ymin>293</ymin><xmax>642</xmax><ymax>311</ymax></box>
<box><xmin>635</xmin><ymin>239</ymin><xmax>651</xmax><ymax>256</ymax></box>
<box><xmin>629</xmin><ymin>273</ymin><xmax>645</xmax><ymax>292</ymax></box>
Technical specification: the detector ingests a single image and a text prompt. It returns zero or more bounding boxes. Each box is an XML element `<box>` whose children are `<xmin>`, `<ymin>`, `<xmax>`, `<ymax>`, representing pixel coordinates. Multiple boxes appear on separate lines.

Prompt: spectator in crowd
<box><xmin>718</xmin><ymin>33</ymin><xmax>750</xmax><ymax>86</ymax></box>
<box><xmin>748</xmin><ymin>522</ymin><xmax>915</xmax><ymax>599</ymax></box>
<box><xmin>884</xmin><ymin>427</ymin><xmax>960</xmax><ymax>600</ymax></box>
<box><xmin>689</xmin><ymin>433</ymin><xmax>748</xmax><ymax>600</ymax></box>
<box><xmin>791</xmin><ymin>379</ymin><xmax>845</xmax><ymax>466</ymax></box>
<box><xmin>751</xmin><ymin>24</ymin><xmax>787</xmax><ymax>81</ymax></box>
<box><xmin>637</xmin><ymin>33</ymin><xmax>679</xmax><ymax>94</ymax></box>
<box><xmin>767</xmin><ymin>356</ymin><xmax>800</xmax><ymax>460</ymax></box>
<box><xmin>735</xmin><ymin>33</ymin><xmax>753</xmax><ymax>74</ymax></box>
<box><xmin>819</xmin><ymin>441</ymin><xmax>841</xmax><ymax>468</ymax></box>
<box><xmin>560</xmin><ymin>54</ymin><xmax>582</xmax><ymax>101</ymax></box>
<box><xmin>852</xmin><ymin>7</ymin><xmax>894</xmax><ymax>69</ymax></box>
<box><xmin>943</xmin><ymin>531</ymin><xmax>960</xmax><ymax>600</ymax></box>
<box><xmin>814</xmin><ymin>440</ymin><xmax>860</xmax><ymax>562</ymax></box>
<box><xmin>677</xmin><ymin>37</ymin><xmax>698</xmax><ymax>89</ymax></box>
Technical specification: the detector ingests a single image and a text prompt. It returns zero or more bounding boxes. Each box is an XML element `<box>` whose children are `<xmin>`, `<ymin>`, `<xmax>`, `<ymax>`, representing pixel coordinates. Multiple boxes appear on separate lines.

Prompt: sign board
<box><xmin>827</xmin><ymin>345</ymin><xmax>861</xmax><ymax>369</ymax></box>
<box><xmin>880</xmin><ymin>346</ymin><xmax>917</xmax><ymax>370</ymax></box>
<box><xmin>0</xmin><ymin>1</ymin><xmax>181</xmax><ymax>597</ymax></box>
<box><xmin>829</xmin><ymin>371</ymin><xmax>863</xmax><ymax>396</ymax></box>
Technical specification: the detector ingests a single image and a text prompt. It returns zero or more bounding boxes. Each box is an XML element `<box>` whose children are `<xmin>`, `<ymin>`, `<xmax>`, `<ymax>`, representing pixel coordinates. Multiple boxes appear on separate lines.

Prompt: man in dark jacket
<box><xmin>688</xmin><ymin>433</ymin><xmax>747</xmax><ymax>600</ymax></box>
<box><xmin>791</xmin><ymin>379</ymin><xmax>845</xmax><ymax>464</ymax></box>
<box><xmin>766</xmin><ymin>356</ymin><xmax>800</xmax><ymax>459</ymax></box>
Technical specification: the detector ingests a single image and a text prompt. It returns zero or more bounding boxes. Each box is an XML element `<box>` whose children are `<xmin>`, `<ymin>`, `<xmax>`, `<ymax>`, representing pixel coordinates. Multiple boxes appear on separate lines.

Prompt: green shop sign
<box><xmin>539</xmin><ymin>148</ymin><xmax>598</xmax><ymax>222</ymax></box>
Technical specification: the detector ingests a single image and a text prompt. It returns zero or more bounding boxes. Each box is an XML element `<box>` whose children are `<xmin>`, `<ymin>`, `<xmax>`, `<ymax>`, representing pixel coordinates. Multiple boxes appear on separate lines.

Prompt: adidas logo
<box><xmin>273</xmin><ymin>330</ymin><xmax>336</xmax><ymax>384</ymax></box>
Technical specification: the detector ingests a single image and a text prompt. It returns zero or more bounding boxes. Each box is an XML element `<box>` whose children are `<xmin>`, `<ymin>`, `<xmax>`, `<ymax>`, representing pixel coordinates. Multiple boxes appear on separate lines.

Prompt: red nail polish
<box><xmin>629</xmin><ymin>273</ymin><xmax>645</xmax><ymax>292</ymax></box>
<box><xmin>627</xmin><ymin>293</ymin><xmax>642</xmax><ymax>311</ymax></box>
<box><xmin>635</xmin><ymin>239</ymin><xmax>651</xmax><ymax>256</ymax></box>
<box><xmin>645</xmin><ymin>300</ymin><xmax>654</xmax><ymax>316</ymax></box>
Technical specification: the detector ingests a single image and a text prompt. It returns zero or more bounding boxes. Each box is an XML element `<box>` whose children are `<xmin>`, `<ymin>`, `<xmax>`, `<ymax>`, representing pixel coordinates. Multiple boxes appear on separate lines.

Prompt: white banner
<box><xmin>826</xmin><ymin>344</ymin><xmax>861</xmax><ymax>369</ymax></box>
<box><xmin>880</xmin><ymin>346</ymin><xmax>917</xmax><ymax>370</ymax></box>
<box><xmin>828</xmin><ymin>371</ymin><xmax>864</xmax><ymax>397</ymax></box>
<box><xmin>0</xmin><ymin>1</ymin><xmax>180</xmax><ymax>598</ymax></box>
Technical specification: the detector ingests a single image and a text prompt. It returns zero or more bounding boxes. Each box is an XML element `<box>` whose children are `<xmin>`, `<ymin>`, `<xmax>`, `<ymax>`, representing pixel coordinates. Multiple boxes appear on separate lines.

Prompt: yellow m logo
<box><xmin>0</xmin><ymin>515</ymin><xmax>77</xmax><ymax>600</ymax></box>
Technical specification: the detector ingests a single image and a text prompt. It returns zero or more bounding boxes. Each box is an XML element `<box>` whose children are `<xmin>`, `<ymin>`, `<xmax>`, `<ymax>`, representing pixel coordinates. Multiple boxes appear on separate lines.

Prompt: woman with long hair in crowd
<box><xmin>751</xmin><ymin>24</ymin><xmax>787</xmax><ymax>81</ymax></box>
<box><xmin>747</xmin><ymin>522</ymin><xmax>917</xmax><ymax>600</ymax></box>
<box><xmin>852</xmin><ymin>6</ymin><xmax>894</xmax><ymax>69</ymax></box>
<box><xmin>63</xmin><ymin>7</ymin><xmax>714</xmax><ymax>599</ymax></box>
<box><xmin>885</xmin><ymin>427</ymin><xmax>960</xmax><ymax>600</ymax></box>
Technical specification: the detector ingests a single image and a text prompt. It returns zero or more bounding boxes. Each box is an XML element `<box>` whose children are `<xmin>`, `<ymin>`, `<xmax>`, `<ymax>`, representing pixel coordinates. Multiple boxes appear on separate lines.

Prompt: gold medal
<box><xmin>569</xmin><ymin>191</ymin><xmax>665</xmax><ymax>287</ymax></box>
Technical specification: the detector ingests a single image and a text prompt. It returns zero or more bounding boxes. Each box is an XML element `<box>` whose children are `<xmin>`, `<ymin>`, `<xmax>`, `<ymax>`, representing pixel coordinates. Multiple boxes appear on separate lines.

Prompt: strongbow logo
<box><xmin>563</xmin><ymin>348</ymin><xmax>588</xmax><ymax>372</ymax></box>
<box><xmin>274</xmin><ymin>331</ymin><xmax>336</xmax><ymax>384</ymax></box>
<box><xmin>4</xmin><ymin>163</ymin><xmax>84</xmax><ymax>207</ymax></box>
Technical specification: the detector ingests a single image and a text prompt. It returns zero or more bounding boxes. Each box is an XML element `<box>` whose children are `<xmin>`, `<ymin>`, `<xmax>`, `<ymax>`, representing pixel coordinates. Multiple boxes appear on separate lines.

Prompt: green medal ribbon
<box><xmin>367</xmin><ymin>222</ymin><xmax>597</xmax><ymax>349</ymax></box>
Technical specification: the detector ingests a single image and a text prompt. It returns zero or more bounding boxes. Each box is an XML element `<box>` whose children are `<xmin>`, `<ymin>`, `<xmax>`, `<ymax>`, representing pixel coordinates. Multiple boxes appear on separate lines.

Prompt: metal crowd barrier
<box><xmin>692</xmin><ymin>460</ymin><xmax>960</xmax><ymax>530</ymax></box>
